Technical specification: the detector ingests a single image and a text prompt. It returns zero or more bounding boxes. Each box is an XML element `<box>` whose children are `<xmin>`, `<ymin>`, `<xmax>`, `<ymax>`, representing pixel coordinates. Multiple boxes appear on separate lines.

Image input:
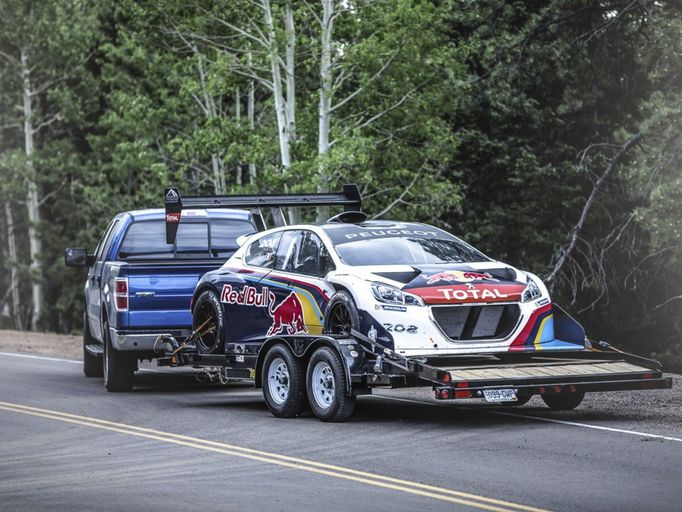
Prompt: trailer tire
<box><xmin>306</xmin><ymin>347</ymin><xmax>356</xmax><ymax>422</ymax></box>
<box><xmin>193</xmin><ymin>289</ymin><xmax>224</xmax><ymax>354</ymax></box>
<box><xmin>261</xmin><ymin>344</ymin><xmax>306</xmax><ymax>418</ymax></box>
<box><xmin>323</xmin><ymin>290</ymin><xmax>360</xmax><ymax>335</ymax></box>
<box><xmin>541</xmin><ymin>389</ymin><xmax>585</xmax><ymax>411</ymax></box>
<box><xmin>103</xmin><ymin>322</ymin><xmax>136</xmax><ymax>392</ymax></box>
<box><xmin>83</xmin><ymin>312</ymin><xmax>103</xmax><ymax>378</ymax></box>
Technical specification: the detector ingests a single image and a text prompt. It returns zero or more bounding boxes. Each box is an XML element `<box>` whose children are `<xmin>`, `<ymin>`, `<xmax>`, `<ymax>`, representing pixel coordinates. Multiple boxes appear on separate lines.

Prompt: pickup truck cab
<box><xmin>65</xmin><ymin>208</ymin><xmax>256</xmax><ymax>391</ymax></box>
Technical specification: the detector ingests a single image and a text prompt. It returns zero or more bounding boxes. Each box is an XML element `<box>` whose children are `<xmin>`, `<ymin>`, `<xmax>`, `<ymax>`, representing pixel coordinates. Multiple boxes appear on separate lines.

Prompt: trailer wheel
<box><xmin>323</xmin><ymin>290</ymin><xmax>359</xmax><ymax>335</ymax></box>
<box><xmin>83</xmin><ymin>312</ymin><xmax>103</xmax><ymax>378</ymax></box>
<box><xmin>261</xmin><ymin>344</ymin><xmax>306</xmax><ymax>418</ymax></box>
<box><xmin>541</xmin><ymin>389</ymin><xmax>585</xmax><ymax>411</ymax></box>
<box><xmin>103</xmin><ymin>322</ymin><xmax>136</xmax><ymax>392</ymax></box>
<box><xmin>306</xmin><ymin>347</ymin><xmax>356</xmax><ymax>422</ymax></box>
<box><xmin>193</xmin><ymin>289</ymin><xmax>224</xmax><ymax>354</ymax></box>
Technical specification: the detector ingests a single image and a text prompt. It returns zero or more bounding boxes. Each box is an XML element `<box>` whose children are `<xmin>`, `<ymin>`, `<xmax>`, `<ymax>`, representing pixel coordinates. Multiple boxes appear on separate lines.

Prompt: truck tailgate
<box><xmin>125</xmin><ymin>262</ymin><xmax>220</xmax><ymax>329</ymax></box>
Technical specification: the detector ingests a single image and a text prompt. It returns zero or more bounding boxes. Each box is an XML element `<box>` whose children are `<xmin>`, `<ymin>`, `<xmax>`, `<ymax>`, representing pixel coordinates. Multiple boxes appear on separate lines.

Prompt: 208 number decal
<box><xmin>383</xmin><ymin>323</ymin><xmax>418</xmax><ymax>334</ymax></box>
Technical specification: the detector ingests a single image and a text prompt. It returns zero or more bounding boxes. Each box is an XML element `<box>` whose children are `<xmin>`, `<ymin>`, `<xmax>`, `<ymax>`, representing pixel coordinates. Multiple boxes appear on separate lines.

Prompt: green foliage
<box><xmin>0</xmin><ymin>0</ymin><xmax>680</xmax><ymax>368</ymax></box>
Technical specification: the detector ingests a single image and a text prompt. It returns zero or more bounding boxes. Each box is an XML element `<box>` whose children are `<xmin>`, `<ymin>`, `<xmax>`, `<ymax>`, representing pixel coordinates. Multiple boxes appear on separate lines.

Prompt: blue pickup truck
<box><xmin>65</xmin><ymin>208</ymin><xmax>256</xmax><ymax>391</ymax></box>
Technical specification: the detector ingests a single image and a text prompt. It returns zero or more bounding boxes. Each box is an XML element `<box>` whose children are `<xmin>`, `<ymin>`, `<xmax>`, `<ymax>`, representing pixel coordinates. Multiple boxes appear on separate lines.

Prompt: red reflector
<box><xmin>643</xmin><ymin>373</ymin><xmax>653</xmax><ymax>379</ymax></box>
<box><xmin>553</xmin><ymin>386</ymin><xmax>561</xmax><ymax>393</ymax></box>
<box><xmin>456</xmin><ymin>381</ymin><xmax>469</xmax><ymax>389</ymax></box>
<box><xmin>115</xmin><ymin>280</ymin><xmax>127</xmax><ymax>293</ymax></box>
<box><xmin>454</xmin><ymin>390</ymin><xmax>471</xmax><ymax>399</ymax></box>
<box><xmin>116</xmin><ymin>296</ymin><xmax>128</xmax><ymax>310</ymax></box>
<box><xmin>442</xmin><ymin>372</ymin><xmax>452</xmax><ymax>384</ymax></box>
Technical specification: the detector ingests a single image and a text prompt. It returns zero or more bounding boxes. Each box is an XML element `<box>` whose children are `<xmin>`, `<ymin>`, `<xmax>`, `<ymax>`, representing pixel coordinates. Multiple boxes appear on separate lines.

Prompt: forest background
<box><xmin>1</xmin><ymin>0</ymin><xmax>681</xmax><ymax>369</ymax></box>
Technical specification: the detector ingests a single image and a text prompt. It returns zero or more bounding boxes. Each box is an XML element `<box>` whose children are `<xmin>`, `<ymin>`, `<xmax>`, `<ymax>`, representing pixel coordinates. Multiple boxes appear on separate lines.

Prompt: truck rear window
<box><xmin>118</xmin><ymin>219</ymin><xmax>254</xmax><ymax>260</ymax></box>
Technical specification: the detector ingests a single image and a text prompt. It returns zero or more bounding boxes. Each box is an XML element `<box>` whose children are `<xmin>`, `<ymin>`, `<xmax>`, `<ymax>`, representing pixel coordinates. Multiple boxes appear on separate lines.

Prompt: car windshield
<box><xmin>333</xmin><ymin>237</ymin><xmax>490</xmax><ymax>266</ymax></box>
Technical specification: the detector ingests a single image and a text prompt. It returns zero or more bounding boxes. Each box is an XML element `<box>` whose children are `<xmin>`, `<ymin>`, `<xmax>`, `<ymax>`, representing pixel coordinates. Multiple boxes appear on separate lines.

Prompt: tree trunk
<box><xmin>4</xmin><ymin>202</ymin><xmax>22</xmax><ymax>330</ymax></box>
<box><xmin>285</xmin><ymin>0</ymin><xmax>296</xmax><ymax>142</ymax></box>
<box><xmin>262</xmin><ymin>0</ymin><xmax>291</xmax><ymax>170</ymax></box>
<box><xmin>317</xmin><ymin>0</ymin><xmax>335</xmax><ymax>222</ymax></box>
<box><xmin>21</xmin><ymin>48</ymin><xmax>43</xmax><ymax>331</ymax></box>
<box><xmin>235</xmin><ymin>87</ymin><xmax>242</xmax><ymax>186</ymax></box>
<box><xmin>248</xmin><ymin>54</ymin><xmax>256</xmax><ymax>185</ymax></box>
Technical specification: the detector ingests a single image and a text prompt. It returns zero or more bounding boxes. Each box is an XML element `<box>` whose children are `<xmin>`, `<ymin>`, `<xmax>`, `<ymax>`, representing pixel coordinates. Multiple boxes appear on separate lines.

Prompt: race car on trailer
<box><xmin>156</xmin><ymin>185</ymin><xmax>672</xmax><ymax>422</ymax></box>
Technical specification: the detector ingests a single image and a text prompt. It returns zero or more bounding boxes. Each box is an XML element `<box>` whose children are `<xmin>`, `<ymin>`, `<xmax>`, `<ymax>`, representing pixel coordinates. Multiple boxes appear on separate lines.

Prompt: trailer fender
<box><xmin>255</xmin><ymin>335</ymin><xmax>361</xmax><ymax>395</ymax></box>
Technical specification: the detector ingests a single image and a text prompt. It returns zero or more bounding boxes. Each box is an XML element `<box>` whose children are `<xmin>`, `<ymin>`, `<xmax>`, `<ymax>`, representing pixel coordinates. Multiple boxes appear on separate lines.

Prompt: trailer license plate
<box><xmin>483</xmin><ymin>389</ymin><xmax>517</xmax><ymax>402</ymax></box>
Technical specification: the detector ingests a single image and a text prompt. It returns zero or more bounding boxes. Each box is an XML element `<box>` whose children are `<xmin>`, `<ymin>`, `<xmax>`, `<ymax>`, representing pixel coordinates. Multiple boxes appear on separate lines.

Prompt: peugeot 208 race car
<box><xmin>189</xmin><ymin>218</ymin><xmax>572</xmax><ymax>359</ymax></box>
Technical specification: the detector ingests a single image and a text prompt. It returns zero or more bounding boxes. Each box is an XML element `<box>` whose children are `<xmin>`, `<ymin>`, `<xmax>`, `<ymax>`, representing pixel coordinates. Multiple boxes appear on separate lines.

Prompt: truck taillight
<box><xmin>115</xmin><ymin>277</ymin><xmax>128</xmax><ymax>311</ymax></box>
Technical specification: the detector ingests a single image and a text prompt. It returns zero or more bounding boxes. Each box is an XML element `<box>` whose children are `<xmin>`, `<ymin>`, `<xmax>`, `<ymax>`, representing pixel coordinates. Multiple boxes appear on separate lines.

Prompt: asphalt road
<box><xmin>1</xmin><ymin>352</ymin><xmax>680</xmax><ymax>512</ymax></box>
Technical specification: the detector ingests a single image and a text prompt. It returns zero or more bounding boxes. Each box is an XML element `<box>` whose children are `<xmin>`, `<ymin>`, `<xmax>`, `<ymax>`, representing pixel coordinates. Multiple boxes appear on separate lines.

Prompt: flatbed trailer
<box><xmin>156</xmin><ymin>330</ymin><xmax>672</xmax><ymax>419</ymax></box>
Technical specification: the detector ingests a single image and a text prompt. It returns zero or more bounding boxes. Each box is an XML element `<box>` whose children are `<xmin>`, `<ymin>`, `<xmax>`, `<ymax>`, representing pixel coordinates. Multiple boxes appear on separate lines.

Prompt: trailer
<box><xmin>155</xmin><ymin>328</ymin><xmax>671</xmax><ymax>420</ymax></box>
<box><xmin>154</xmin><ymin>185</ymin><xmax>672</xmax><ymax>421</ymax></box>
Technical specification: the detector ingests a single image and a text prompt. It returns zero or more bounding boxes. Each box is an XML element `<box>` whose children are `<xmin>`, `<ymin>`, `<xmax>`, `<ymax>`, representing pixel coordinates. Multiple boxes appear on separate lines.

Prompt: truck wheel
<box><xmin>103</xmin><ymin>322</ymin><xmax>136</xmax><ymax>392</ymax></box>
<box><xmin>83</xmin><ymin>312</ymin><xmax>103</xmax><ymax>378</ymax></box>
<box><xmin>323</xmin><ymin>290</ymin><xmax>360</xmax><ymax>335</ymax></box>
<box><xmin>193</xmin><ymin>289</ymin><xmax>224</xmax><ymax>354</ymax></box>
<box><xmin>306</xmin><ymin>346</ymin><xmax>356</xmax><ymax>422</ymax></box>
<box><xmin>261</xmin><ymin>344</ymin><xmax>306</xmax><ymax>418</ymax></box>
<box><xmin>541</xmin><ymin>389</ymin><xmax>585</xmax><ymax>411</ymax></box>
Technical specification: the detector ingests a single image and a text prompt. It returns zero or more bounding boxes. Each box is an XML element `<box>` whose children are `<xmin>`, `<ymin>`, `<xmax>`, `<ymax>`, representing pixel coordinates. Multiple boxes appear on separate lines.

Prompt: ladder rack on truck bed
<box><xmin>156</xmin><ymin>330</ymin><xmax>671</xmax><ymax>414</ymax></box>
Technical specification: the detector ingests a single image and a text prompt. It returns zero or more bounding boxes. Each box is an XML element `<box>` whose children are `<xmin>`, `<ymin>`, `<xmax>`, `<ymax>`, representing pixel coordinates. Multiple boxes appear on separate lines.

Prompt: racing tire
<box><xmin>541</xmin><ymin>389</ymin><xmax>585</xmax><ymax>411</ymax></box>
<box><xmin>193</xmin><ymin>289</ymin><xmax>225</xmax><ymax>354</ymax></box>
<box><xmin>323</xmin><ymin>290</ymin><xmax>360</xmax><ymax>336</ymax></box>
<box><xmin>261</xmin><ymin>344</ymin><xmax>307</xmax><ymax>418</ymax></box>
<box><xmin>306</xmin><ymin>346</ymin><xmax>356</xmax><ymax>422</ymax></box>
<box><xmin>103</xmin><ymin>321</ymin><xmax>136</xmax><ymax>392</ymax></box>
<box><xmin>83</xmin><ymin>312</ymin><xmax>103</xmax><ymax>378</ymax></box>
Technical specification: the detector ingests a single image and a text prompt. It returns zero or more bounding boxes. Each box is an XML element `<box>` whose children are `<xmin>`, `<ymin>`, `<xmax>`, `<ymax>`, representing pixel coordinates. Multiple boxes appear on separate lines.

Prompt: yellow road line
<box><xmin>0</xmin><ymin>400</ymin><xmax>549</xmax><ymax>512</ymax></box>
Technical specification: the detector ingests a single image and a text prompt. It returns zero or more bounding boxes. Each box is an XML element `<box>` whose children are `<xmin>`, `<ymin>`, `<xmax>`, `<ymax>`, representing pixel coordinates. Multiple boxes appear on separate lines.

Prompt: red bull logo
<box><xmin>424</xmin><ymin>270</ymin><xmax>495</xmax><ymax>285</ymax></box>
<box><xmin>267</xmin><ymin>291</ymin><xmax>308</xmax><ymax>336</ymax></box>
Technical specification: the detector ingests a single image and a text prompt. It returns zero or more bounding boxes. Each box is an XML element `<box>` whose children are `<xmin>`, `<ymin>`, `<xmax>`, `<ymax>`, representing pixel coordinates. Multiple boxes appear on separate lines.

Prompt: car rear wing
<box><xmin>164</xmin><ymin>184</ymin><xmax>362</xmax><ymax>244</ymax></box>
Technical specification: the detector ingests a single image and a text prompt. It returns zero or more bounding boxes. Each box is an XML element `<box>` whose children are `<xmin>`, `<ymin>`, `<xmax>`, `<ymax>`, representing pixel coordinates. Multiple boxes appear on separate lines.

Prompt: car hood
<box><xmin>371</xmin><ymin>263</ymin><xmax>528</xmax><ymax>304</ymax></box>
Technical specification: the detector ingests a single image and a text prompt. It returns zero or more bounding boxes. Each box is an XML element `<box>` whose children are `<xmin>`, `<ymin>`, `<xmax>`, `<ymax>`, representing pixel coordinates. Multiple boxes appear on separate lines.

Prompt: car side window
<box><xmin>244</xmin><ymin>232</ymin><xmax>282</xmax><ymax>269</ymax></box>
<box><xmin>274</xmin><ymin>231</ymin><xmax>303</xmax><ymax>272</ymax></box>
<box><xmin>285</xmin><ymin>231</ymin><xmax>334</xmax><ymax>277</ymax></box>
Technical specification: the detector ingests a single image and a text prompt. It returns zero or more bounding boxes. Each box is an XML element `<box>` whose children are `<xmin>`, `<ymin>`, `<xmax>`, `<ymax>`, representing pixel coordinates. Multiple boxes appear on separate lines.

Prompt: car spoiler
<box><xmin>164</xmin><ymin>184</ymin><xmax>362</xmax><ymax>244</ymax></box>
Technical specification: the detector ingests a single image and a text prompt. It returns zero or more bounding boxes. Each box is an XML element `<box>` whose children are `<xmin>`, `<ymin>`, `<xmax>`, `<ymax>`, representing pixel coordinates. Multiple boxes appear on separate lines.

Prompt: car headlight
<box><xmin>521</xmin><ymin>277</ymin><xmax>542</xmax><ymax>302</ymax></box>
<box><xmin>371</xmin><ymin>282</ymin><xmax>425</xmax><ymax>307</ymax></box>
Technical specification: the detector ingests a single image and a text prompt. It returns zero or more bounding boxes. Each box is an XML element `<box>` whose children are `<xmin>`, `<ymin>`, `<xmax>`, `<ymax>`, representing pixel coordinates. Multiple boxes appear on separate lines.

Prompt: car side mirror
<box><xmin>64</xmin><ymin>247</ymin><xmax>94</xmax><ymax>267</ymax></box>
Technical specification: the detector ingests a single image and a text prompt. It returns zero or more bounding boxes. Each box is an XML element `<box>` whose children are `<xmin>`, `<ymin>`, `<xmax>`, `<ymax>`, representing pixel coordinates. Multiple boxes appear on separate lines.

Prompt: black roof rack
<box><xmin>164</xmin><ymin>184</ymin><xmax>362</xmax><ymax>244</ymax></box>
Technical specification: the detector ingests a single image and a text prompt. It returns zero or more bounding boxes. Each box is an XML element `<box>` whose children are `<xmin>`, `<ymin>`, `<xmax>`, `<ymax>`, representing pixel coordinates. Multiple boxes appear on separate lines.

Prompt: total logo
<box><xmin>425</xmin><ymin>270</ymin><xmax>495</xmax><ymax>285</ymax></box>
<box><xmin>437</xmin><ymin>287</ymin><xmax>511</xmax><ymax>301</ymax></box>
<box><xmin>220</xmin><ymin>284</ymin><xmax>308</xmax><ymax>336</ymax></box>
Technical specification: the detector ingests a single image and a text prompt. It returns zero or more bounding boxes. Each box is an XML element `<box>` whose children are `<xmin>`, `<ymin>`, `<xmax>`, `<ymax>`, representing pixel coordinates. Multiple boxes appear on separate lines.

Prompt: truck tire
<box><xmin>193</xmin><ymin>289</ymin><xmax>224</xmax><ymax>354</ymax></box>
<box><xmin>323</xmin><ymin>290</ymin><xmax>360</xmax><ymax>335</ymax></box>
<box><xmin>83</xmin><ymin>312</ymin><xmax>103</xmax><ymax>378</ymax></box>
<box><xmin>103</xmin><ymin>322</ymin><xmax>136</xmax><ymax>392</ymax></box>
<box><xmin>541</xmin><ymin>389</ymin><xmax>585</xmax><ymax>411</ymax></box>
<box><xmin>306</xmin><ymin>346</ymin><xmax>356</xmax><ymax>422</ymax></box>
<box><xmin>261</xmin><ymin>344</ymin><xmax>306</xmax><ymax>418</ymax></box>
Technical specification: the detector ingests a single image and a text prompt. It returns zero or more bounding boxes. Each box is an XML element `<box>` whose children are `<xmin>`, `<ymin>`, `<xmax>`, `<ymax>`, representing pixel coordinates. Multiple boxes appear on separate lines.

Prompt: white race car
<box><xmin>191</xmin><ymin>213</ymin><xmax>582</xmax><ymax>358</ymax></box>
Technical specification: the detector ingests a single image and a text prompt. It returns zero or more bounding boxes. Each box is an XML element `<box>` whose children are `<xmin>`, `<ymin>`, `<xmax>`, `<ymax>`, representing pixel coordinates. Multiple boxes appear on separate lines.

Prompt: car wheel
<box><xmin>83</xmin><ymin>312</ymin><xmax>103</xmax><ymax>378</ymax></box>
<box><xmin>306</xmin><ymin>346</ymin><xmax>356</xmax><ymax>422</ymax></box>
<box><xmin>103</xmin><ymin>321</ymin><xmax>136</xmax><ymax>392</ymax></box>
<box><xmin>323</xmin><ymin>290</ymin><xmax>360</xmax><ymax>336</ymax></box>
<box><xmin>193</xmin><ymin>289</ymin><xmax>225</xmax><ymax>354</ymax></box>
<box><xmin>261</xmin><ymin>344</ymin><xmax>306</xmax><ymax>418</ymax></box>
<box><xmin>541</xmin><ymin>389</ymin><xmax>585</xmax><ymax>411</ymax></box>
